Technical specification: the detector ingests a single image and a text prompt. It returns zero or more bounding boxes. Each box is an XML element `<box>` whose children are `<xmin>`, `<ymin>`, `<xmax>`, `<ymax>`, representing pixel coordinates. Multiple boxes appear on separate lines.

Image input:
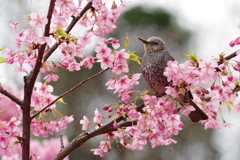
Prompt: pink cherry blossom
<box><xmin>90</xmin><ymin>148</ymin><xmax>103</xmax><ymax>157</ymax></box>
<box><xmin>237</xmin><ymin>50</ymin><xmax>240</xmax><ymax>56</ymax></box>
<box><xmin>112</xmin><ymin>61</ymin><xmax>129</xmax><ymax>75</ymax></box>
<box><xmin>97</xmin><ymin>54</ymin><xmax>114</xmax><ymax>70</ymax></box>
<box><xmin>14</xmin><ymin>52</ymin><xmax>26</xmax><ymax>65</ymax></box>
<box><xmin>8</xmin><ymin>19</ymin><xmax>18</xmax><ymax>34</ymax></box>
<box><xmin>99</xmin><ymin>141</ymin><xmax>111</xmax><ymax>152</ymax></box>
<box><xmin>67</xmin><ymin>62</ymin><xmax>81</xmax><ymax>71</ymax></box>
<box><xmin>125</xmin><ymin>127</ymin><xmax>141</xmax><ymax>137</ymax></box>
<box><xmin>115</xmin><ymin>49</ymin><xmax>129</xmax><ymax>62</ymax></box>
<box><xmin>93</xmin><ymin>109</ymin><xmax>102</xmax><ymax>124</ymax></box>
<box><xmin>35</xmin><ymin>82</ymin><xmax>53</xmax><ymax>95</ymax></box>
<box><xmin>143</xmin><ymin>95</ymin><xmax>157</xmax><ymax>108</ymax></box>
<box><xmin>4</xmin><ymin>48</ymin><xmax>14</xmax><ymax>64</ymax></box>
<box><xmin>29</xmin><ymin>12</ymin><xmax>48</xmax><ymax>28</ymax></box>
<box><xmin>43</xmin><ymin>73</ymin><xmax>59</xmax><ymax>82</ymax></box>
<box><xmin>114</xmin><ymin>75</ymin><xmax>130</xmax><ymax>92</ymax></box>
<box><xmin>121</xmin><ymin>94</ymin><xmax>130</xmax><ymax>103</ymax></box>
<box><xmin>80</xmin><ymin>55</ymin><xmax>95</xmax><ymax>69</ymax></box>
<box><xmin>80</xmin><ymin>31</ymin><xmax>92</xmax><ymax>45</ymax></box>
<box><xmin>110</xmin><ymin>38</ymin><xmax>120</xmax><ymax>49</ymax></box>
<box><xmin>34</xmin><ymin>36</ymin><xmax>52</xmax><ymax>44</ymax></box>
<box><xmin>165</xmin><ymin>86</ymin><xmax>178</xmax><ymax>98</ymax></box>
<box><xmin>59</xmin><ymin>116</ymin><xmax>74</xmax><ymax>129</ymax></box>
<box><xmin>180</xmin><ymin>105</ymin><xmax>195</xmax><ymax>116</ymax></box>
<box><xmin>80</xmin><ymin>116</ymin><xmax>90</xmax><ymax>131</ymax></box>
<box><xmin>126</xmin><ymin>136</ymin><xmax>147</xmax><ymax>150</ymax></box>
<box><xmin>95</xmin><ymin>44</ymin><xmax>111</xmax><ymax>56</ymax></box>
<box><xmin>14</xmin><ymin>66</ymin><xmax>28</xmax><ymax>74</ymax></box>
<box><xmin>55</xmin><ymin>0</ymin><xmax>75</xmax><ymax>11</ymax></box>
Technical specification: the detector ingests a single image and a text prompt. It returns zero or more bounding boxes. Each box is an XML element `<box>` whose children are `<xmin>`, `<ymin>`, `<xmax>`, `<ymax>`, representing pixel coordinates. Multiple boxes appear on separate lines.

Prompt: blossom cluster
<box><xmin>1</xmin><ymin>0</ymin><xmax>130</xmax><ymax>158</ymax></box>
<box><xmin>30</xmin><ymin>82</ymin><xmax>74</xmax><ymax>137</ymax></box>
<box><xmin>79</xmin><ymin>51</ymin><xmax>240</xmax><ymax>157</ymax></box>
<box><xmin>164</xmin><ymin>60</ymin><xmax>217</xmax><ymax>86</ymax></box>
<box><xmin>4</xmin><ymin>0</ymin><xmax>128</xmax><ymax>83</ymax></box>
<box><xmin>85</xmin><ymin>95</ymin><xmax>184</xmax><ymax>157</ymax></box>
<box><xmin>0</xmin><ymin>117</ymin><xmax>21</xmax><ymax>157</ymax></box>
<box><xmin>164</xmin><ymin>59</ymin><xmax>240</xmax><ymax>129</ymax></box>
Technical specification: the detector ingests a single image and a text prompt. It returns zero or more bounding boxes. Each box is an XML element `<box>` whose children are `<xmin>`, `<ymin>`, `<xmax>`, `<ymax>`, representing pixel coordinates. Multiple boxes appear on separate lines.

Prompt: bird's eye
<box><xmin>152</xmin><ymin>42</ymin><xmax>158</xmax><ymax>45</ymax></box>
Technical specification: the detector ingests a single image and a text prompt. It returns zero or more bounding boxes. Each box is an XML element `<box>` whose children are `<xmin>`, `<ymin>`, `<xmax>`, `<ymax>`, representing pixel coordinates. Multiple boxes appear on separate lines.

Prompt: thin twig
<box><xmin>50</xmin><ymin>110</ymin><xmax>64</xmax><ymax>150</ymax></box>
<box><xmin>217</xmin><ymin>49</ymin><xmax>239</xmax><ymax>65</ymax></box>
<box><xmin>31</xmin><ymin>68</ymin><xmax>109</xmax><ymax>120</ymax></box>
<box><xmin>43</xmin><ymin>2</ymin><xmax>93</xmax><ymax>62</ymax></box>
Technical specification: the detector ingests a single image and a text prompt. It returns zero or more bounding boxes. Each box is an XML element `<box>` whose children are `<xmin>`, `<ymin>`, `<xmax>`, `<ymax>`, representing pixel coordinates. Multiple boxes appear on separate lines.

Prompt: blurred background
<box><xmin>1</xmin><ymin>0</ymin><xmax>240</xmax><ymax>160</ymax></box>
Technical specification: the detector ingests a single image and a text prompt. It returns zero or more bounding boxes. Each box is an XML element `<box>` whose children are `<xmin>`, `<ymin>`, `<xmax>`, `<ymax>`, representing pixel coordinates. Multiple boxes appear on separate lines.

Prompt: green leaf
<box><xmin>57</xmin><ymin>97</ymin><xmax>67</xmax><ymax>104</ymax></box>
<box><xmin>219</xmin><ymin>52</ymin><xmax>225</xmax><ymax>58</ymax></box>
<box><xmin>56</xmin><ymin>27</ymin><xmax>68</xmax><ymax>37</ymax></box>
<box><xmin>123</xmin><ymin>33</ymin><xmax>129</xmax><ymax>49</ymax></box>
<box><xmin>129</xmin><ymin>51</ymin><xmax>141</xmax><ymax>65</ymax></box>
<box><xmin>0</xmin><ymin>45</ymin><xmax>6</xmax><ymax>51</ymax></box>
<box><xmin>24</xmin><ymin>14</ymin><xmax>30</xmax><ymax>18</ymax></box>
<box><xmin>0</xmin><ymin>110</ymin><xmax>4</xmax><ymax>114</ymax></box>
<box><xmin>0</xmin><ymin>57</ymin><xmax>6</xmax><ymax>63</ymax></box>
<box><xmin>183</xmin><ymin>52</ymin><xmax>198</xmax><ymax>62</ymax></box>
<box><xmin>226</xmin><ymin>102</ymin><xmax>232</xmax><ymax>112</ymax></box>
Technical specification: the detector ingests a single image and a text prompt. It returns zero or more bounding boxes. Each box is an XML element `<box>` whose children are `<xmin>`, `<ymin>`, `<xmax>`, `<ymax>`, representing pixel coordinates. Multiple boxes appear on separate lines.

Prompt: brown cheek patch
<box><xmin>158</xmin><ymin>45</ymin><xmax>164</xmax><ymax>51</ymax></box>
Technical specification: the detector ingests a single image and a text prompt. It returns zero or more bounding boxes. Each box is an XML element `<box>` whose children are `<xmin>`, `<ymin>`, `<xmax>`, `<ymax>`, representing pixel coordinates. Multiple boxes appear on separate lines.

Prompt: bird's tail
<box><xmin>188</xmin><ymin>99</ymin><xmax>208</xmax><ymax>123</ymax></box>
<box><xmin>178</xmin><ymin>91</ymin><xmax>208</xmax><ymax>123</ymax></box>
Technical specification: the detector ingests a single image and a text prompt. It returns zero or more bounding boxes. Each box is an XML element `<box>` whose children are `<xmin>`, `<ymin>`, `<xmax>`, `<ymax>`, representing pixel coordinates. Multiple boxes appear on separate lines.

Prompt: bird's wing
<box><xmin>163</xmin><ymin>53</ymin><xmax>175</xmax><ymax>62</ymax></box>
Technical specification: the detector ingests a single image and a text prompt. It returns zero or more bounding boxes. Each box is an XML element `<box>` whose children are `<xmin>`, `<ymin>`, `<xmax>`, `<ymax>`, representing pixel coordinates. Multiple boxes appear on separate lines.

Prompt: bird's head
<box><xmin>138</xmin><ymin>36</ymin><xmax>166</xmax><ymax>54</ymax></box>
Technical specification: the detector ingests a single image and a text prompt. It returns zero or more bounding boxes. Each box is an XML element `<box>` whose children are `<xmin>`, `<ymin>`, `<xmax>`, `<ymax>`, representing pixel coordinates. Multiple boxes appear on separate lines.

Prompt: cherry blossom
<box><xmin>29</xmin><ymin>12</ymin><xmax>48</xmax><ymax>28</ymax></box>
<box><xmin>80</xmin><ymin>116</ymin><xmax>90</xmax><ymax>131</ymax></box>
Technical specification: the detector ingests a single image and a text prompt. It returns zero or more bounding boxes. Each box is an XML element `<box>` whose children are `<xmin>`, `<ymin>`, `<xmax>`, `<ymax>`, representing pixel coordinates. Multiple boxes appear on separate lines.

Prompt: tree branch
<box><xmin>52</xmin><ymin>49</ymin><xmax>240</xmax><ymax>159</ymax></box>
<box><xmin>0</xmin><ymin>87</ymin><xmax>22</xmax><ymax>108</ymax></box>
<box><xmin>53</xmin><ymin>89</ymin><xmax>166</xmax><ymax>160</ymax></box>
<box><xmin>217</xmin><ymin>49</ymin><xmax>239</xmax><ymax>65</ymax></box>
<box><xmin>43</xmin><ymin>2</ymin><xmax>93</xmax><ymax>62</ymax></box>
<box><xmin>31</xmin><ymin>68</ymin><xmax>109</xmax><ymax>120</ymax></box>
<box><xmin>22</xmin><ymin>1</ymin><xmax>56</xmax><ymax>159</ymax></box>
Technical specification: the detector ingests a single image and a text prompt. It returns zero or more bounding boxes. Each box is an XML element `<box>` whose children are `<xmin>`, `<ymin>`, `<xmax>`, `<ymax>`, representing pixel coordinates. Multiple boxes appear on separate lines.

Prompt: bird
<box><xmin>139</xmin><ymin>36</ymin><xmax>208</xmax><ymax>123</ymax></box>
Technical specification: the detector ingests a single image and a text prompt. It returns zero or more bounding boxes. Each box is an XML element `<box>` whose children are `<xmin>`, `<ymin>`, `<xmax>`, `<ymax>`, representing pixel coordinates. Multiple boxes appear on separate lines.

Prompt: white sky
<box><xmin>136</xmin><ymin>0</ymin><xmax>240</xmax><ymax>59</ymax></box>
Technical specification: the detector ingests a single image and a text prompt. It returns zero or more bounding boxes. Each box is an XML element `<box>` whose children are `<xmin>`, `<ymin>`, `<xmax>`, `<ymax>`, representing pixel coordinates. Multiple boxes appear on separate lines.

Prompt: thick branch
<box><xmin>43</xmin><ymin>2</ymin><xmax>93</xmax><ymax>62</ymax></box>
<box><xmin>31</xmin><ymin>68</ymin><xmax>109</xmax><ymax>120</ymax></box>
<box><xmin>0</xmin><ymin>87</ymin><xmax>22</xmax><ymax>107</ymax></box>
<box><xmin>53</xmin><ymin>90</ymin><xmax>166</xmax><ymax>160</ymax></box>
<box><xmin>22</xmin><ymin>1</ymin><xmax>55</xmax><ymax>160</ymax></box>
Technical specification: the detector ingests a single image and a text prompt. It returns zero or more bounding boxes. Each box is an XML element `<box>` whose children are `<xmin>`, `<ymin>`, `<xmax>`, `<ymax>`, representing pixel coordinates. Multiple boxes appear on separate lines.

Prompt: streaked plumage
<box><xmin>139</xmin><ymin>36</ymin><xmax>208</xmax><ymax>123</ymax></box>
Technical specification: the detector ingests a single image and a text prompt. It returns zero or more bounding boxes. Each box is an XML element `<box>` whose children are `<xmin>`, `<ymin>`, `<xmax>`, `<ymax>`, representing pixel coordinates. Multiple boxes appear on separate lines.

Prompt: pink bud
<box><xmin>102</xmin><ymin>105</ymin><xmax>109</xmax><ymax>111</ymax></box>
<box><xmin>227</xmin><ymin>74</ymin><xmax>233</xmax><ymax>81</ymax></box>
<box><xmin>196</xmin><ymin>89</ymin><xmax>201</xmax><ymax>94</ymax></box>
<box><xmin>107</xmin><ymin>108</ymin><xmax>113</xmax><ymax>112</ymax></box>
<box><xmin>229</xmin><ymin>40</ymin><xmax>235</xmax><ymax>47</ymax></box>
<box><xmin>116</xmin><ymin>109</ymin><xmax>121</xmax><ymax>114</ymax></box>
<box><xmin>122</xmin><ymin>107</ymin><xmax>128</xmax><ymax>112</ymax></box>
<box><xmin>113</xmin><ymin>121</ymin><xmax>118</xmax><ymax>129</ymax></box>
<box><xmin>221</xmin><ymin>65</ymin><xmax>226</xmax><ymax>70</ymax></box>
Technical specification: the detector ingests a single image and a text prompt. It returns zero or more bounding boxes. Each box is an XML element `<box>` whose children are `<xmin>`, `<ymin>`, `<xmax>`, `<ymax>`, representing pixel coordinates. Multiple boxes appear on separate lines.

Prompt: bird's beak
<box><xmin>138</xmin><ymin>38</ymin><xmax>149</xmax><ymax>44</ymax></box>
